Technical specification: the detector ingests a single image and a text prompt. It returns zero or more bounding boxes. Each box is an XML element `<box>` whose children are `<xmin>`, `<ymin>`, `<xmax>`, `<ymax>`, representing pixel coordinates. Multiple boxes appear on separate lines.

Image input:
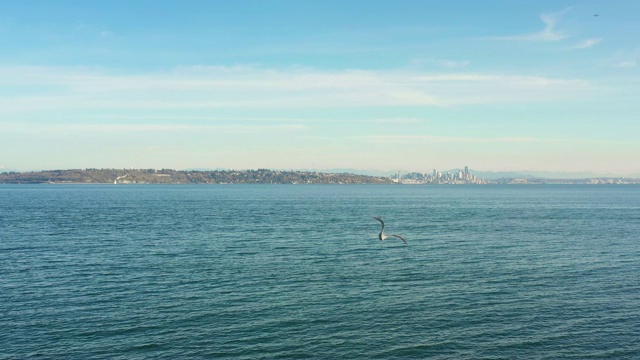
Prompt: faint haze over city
<box><xmin>1</xmin><ymin>1</ymin><xmax>639</xmax><ymax>176</ymax></box>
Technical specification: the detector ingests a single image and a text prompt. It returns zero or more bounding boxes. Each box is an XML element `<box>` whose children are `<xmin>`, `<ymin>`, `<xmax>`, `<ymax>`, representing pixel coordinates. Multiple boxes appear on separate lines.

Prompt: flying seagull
<box><xmin>373</xmin><ymin>217</ymin><xmax>407</xmax><ymax>244</ymax></box>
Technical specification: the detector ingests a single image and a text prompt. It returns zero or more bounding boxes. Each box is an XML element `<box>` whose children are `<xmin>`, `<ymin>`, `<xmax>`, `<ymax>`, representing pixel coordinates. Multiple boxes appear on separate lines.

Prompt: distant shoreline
<box><xmin>1</xmin><ymin>168</ymin><xmax>639</xmax><ymax>185</ymax></box>
<box><xmin>0</xmin><ymin>168</ymin><xmax>394</xmax><ymax>185</ymax></box>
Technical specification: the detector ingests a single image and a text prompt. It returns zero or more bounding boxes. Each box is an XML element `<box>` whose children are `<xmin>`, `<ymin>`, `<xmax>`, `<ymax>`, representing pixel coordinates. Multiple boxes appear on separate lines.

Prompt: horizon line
<box><xmin>2</xmin><ymin>167</ymin><xmax>639</xmax><ymax>180</ymax></box>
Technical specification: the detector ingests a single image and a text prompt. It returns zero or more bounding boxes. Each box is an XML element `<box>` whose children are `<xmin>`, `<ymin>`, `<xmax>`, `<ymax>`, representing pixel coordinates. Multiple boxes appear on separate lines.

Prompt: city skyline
<box><xmin>1</xmin><ymin>1</ymin><xmax>639</xmax><ymax>175</ymax></box>
<box><xmin>2</xmin><ymin>167</ymin><xmax>638</xmax><ymax>185</ymax></box>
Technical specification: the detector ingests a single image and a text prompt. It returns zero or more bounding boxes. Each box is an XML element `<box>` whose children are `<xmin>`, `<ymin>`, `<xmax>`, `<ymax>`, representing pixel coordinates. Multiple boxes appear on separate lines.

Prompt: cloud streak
<box><xmin>358</xmin><ymin>135</ymin><xmax>629</xmax><ymax>145</ymax></box>
<box><xmin>0</xmin><ymin>65</ymin><xmax>594</xmax><ymax>117</ymax></box>
<box><xmin>614</xmin><ymin>60</ymin><xmax>636</xmax><ymax>69</ymax></box>
<box><xmin>573</xmin><ymin>38</ymin><xmax>601</xmax><ymax>49</ymax></box>
<box><xmin>0</xmin><ymin>122</ymin><xmax>307</xmax><ymax>134</ymax></box>
<box><xmin>485</xmin><ymin>9</ymin><xmax>569</xmax><ymax>42</ymax></box>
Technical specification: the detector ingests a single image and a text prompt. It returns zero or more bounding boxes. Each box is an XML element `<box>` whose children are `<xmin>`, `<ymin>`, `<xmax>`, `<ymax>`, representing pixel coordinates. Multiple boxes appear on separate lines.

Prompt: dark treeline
<box><xmin>0</xmin><ymin>168</ymin><xmax>394</xmax><ymax>185</ymax></box>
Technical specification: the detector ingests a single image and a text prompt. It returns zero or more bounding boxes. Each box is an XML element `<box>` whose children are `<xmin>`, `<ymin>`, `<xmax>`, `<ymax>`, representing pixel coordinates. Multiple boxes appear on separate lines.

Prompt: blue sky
<box><xmin>1</xmin><ymin>0</ymin><xmax>639</xmax><ymax>175</ymax></box>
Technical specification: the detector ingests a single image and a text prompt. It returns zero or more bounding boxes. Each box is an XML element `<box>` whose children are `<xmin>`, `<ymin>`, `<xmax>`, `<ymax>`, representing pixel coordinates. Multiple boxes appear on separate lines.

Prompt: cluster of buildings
<box><xmin>394</xmin><ymin>166</ymin><xmax>490</xmax><ymax>184</ymax></box>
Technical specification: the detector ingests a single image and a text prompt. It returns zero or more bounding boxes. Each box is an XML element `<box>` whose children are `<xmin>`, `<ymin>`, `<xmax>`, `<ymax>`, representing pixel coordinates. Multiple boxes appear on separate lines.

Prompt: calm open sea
<box><xmin>1</xmin><ymin>184</ymin><xmax>639</xmax><ymax>359</ymax></box>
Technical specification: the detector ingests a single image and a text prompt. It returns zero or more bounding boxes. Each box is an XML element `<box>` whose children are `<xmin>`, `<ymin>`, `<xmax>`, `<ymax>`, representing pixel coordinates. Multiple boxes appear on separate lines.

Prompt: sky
<box><xmin>1</xmin><ymin>0</ymin><xmax>639</xmax><ymax>175</ymax></box>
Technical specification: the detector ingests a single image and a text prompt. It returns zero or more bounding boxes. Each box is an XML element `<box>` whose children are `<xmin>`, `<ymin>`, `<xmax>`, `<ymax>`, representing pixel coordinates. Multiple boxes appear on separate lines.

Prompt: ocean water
<box><xmin>1</xmin><ymin>184</ymin><xmax>639</xmax><ymax>359</ymax></box>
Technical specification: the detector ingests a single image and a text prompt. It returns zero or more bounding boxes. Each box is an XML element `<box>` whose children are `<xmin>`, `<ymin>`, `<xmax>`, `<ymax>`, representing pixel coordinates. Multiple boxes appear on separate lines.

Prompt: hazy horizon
<box><xmin>1</xmin><ymin>1</ymin><xmax>639</xmax><ymax>174</ymax></box>
<box><xmin>2</xmin><ymin>166</ymin><xmax>639</xmax><ymax>180</ymax></box>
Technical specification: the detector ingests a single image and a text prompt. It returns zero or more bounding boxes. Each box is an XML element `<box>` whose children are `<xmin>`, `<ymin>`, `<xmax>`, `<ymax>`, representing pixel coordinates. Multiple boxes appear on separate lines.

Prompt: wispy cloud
<box><xmin>486</xmin><ymin>9</ymin><xmax>570</xmax><ymax>42</ymax></box>
<box><xmin>72</xmin><ymin>21</ymin><xmax>115</xmax><ymax>39</ymax></box>
<box><xmin>439</xmin><ymin>60</ymin><xmax>470</xmax><ymax>68</ymax></box>
<box><xmin>609</xmin><ymin>48</ymin><xmax>640</xmax><ymax>69</ymax></box>
<box><xmin>1</xmin><ymin>122</ymin><xmax>307</xmax><ymax>134</ymax></box>
<box><xmin>357</xmin><ymin>135</ymin><xmax>626</xmax><ymax>145</ymax></box>
<box><xmin>372</xmin><ymin>118</ymin><xmax>423</xmax><ymax>124</ymax></box>
<box><xmin>572</xmin><ymin>38</ymin><xmax>601</xmax><ymax>49</ymax></box>
<box><xmin>0</xmin><ymin>65</ymin><xmax>594</xmax><ymax>117</ymax></box>
<box><xmin>614</xmin><ymin>60</ymin><xmax>636</xmax><ymax>69</ymax></box>
<box><xmin>411</xmin><ymin>58</ymin><xmax>470</xmax><ymax>69</ymax></box>
<box><xmin>360</xmin><ymin>135</ymin><xmax>542</xmax><ymax>144</ymax></box>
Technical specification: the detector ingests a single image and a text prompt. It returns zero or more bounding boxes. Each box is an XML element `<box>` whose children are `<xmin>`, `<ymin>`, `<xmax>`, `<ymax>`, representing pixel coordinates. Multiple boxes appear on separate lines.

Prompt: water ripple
<box><xmin>1</xmin><ymin>184</ymin><xmax>639</xmax><ymax>358</ymax></box>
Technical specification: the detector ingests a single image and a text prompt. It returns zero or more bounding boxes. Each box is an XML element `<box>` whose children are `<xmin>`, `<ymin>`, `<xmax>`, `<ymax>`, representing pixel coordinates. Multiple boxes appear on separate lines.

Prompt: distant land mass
<box><xmin>290</xmin><ymin>168</ymin><xmax>640</xmax><ymax>180</ymax></box>
<box><xmin>1</xmin><ymin>168</ymin><xmax>639</xmax><ymax>185</ymax></box>
<box><xmin>0</xmin><ymin>168</ymin><xmax>394</xmax><ymax>185</ymax></box>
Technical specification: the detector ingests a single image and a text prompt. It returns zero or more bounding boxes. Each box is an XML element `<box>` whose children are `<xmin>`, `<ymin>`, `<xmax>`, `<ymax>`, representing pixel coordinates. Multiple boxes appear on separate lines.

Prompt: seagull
<box><xmin>373</xmin><ymin>217</ymin><xmax>407</xmax><ymax>245</ymax></box>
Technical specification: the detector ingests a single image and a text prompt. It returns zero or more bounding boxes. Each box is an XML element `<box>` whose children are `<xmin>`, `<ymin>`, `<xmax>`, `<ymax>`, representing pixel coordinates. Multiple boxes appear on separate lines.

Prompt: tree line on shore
<box><xmin>0</xmin><ymin>168</ymin><xmax>394</xmax><ymax>184</ymax></box>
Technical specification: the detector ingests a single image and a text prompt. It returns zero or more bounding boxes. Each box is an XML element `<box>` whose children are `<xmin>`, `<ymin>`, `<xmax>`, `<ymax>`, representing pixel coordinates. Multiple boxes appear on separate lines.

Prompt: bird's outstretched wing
<box><xmin>373</xmin><ymin>216</ymin><xmax>384</xmax><ymax>225</ymax></box>
<box><xmin>391</xmin><ymin>234</ymin><xmax>407</xmax><ymax>244</ymax></box>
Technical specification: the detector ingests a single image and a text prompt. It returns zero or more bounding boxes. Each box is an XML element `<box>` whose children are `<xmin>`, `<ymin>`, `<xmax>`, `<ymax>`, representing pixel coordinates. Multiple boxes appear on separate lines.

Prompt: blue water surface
<box><xmin>1</xmin><ymin>184</ymin><xmax>639</xmax><ymax>359</ymax></box>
